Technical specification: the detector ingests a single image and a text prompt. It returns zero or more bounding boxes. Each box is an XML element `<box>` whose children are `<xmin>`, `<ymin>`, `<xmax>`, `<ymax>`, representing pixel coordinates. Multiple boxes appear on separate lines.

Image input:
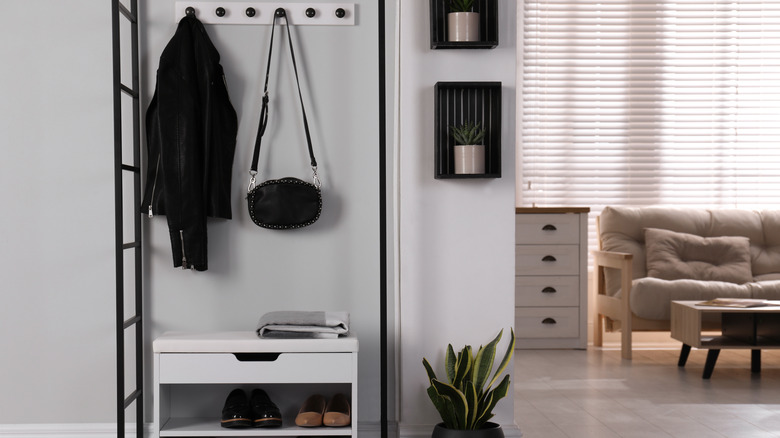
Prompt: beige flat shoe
<box><xmin>295</xmin><ymin>394</ymin><xmax>326</xmax><ymax>427</ymax></box>
<box><xmin>323</xmin><ymin>393</ymin><xmax>351</xmax><ymax>427</ymax></box>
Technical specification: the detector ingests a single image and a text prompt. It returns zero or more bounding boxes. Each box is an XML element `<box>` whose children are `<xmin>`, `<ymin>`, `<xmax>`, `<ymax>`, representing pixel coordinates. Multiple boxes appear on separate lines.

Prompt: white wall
<box><xmin>0</xmin><ymin>1</ymin><xmax>116</xmax><ymax>424</ymax></box>
<box><xmin>395</xmin><ymin>0</ymin><xmax>518</xmax><ymax>435</ymax></box>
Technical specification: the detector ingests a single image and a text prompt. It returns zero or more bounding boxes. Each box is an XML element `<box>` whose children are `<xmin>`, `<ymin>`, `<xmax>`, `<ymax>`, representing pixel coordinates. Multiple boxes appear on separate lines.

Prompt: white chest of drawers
<box><xmin>153</xmin><ymin>331</ymin><xmax>358</xmax><ymax>437</ymax></box>
<box><xmin>515</xmin><ymin>208</ymin><xmax>589</xmax><ymax>349</ymax></box>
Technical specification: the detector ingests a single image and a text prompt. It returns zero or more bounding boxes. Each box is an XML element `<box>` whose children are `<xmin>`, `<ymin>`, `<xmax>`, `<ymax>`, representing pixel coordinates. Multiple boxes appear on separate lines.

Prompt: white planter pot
<box><xmin>454</xmin><ymin>145</ymin><xmax>485</xmax><ymax>174</ymax></box>
<box><xmin>448</xmin><ymin>12</ymin><xmax>480</xmax><ymax>42</ymax></box>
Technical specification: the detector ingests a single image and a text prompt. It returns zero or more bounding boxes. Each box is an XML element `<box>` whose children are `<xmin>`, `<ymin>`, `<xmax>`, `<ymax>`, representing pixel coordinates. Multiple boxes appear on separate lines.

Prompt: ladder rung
<box><xmin>118</xmin><ymin>3</ymin><xmax>137</xmax><ymax>23</ymax></box>
<box><xmin>120</xmin><ymin>84</ymin><xmax>138</xmax><ymax>98</ymax></box>
<box><xmin>123</xmin><ymin>315</ymin><xmax>141</xmax><ymax>329</ymax></box>
<box><xmin>122</xmin><ymin>164</ymin><xmax>141</xmax><ymax>173</ymax></box>
<box><xmin>123</xmin><ymin>242</ymin><xmax>140</xmax><ymax>250</ymax></box>
<box><xmin>123</xmin><ymin>389</ymin><xmax>142</xmax><ymax>408</ymax></box>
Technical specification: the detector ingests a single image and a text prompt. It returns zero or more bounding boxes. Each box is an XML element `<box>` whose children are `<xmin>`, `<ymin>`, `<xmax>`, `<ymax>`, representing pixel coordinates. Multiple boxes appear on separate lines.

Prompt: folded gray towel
<box><xmin>256</xmin><ymin>311</ymin><xmax>350</xmax><ymax>339</ymax></box>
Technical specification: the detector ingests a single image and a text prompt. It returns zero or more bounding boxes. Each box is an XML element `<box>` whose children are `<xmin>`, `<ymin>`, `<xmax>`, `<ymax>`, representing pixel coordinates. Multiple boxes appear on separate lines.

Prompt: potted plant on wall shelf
<box><xmin>448</xmin><ymin>0</ymin><xmax>480</xmax><ymax>42</ymax></box>
<box><xmin>422</xmin><ymin>328</ymin><xmax>515</xmax><ymax>437</ymax></box>
<box><xmin>450</xmin><ymin>121</ymin><xmax>486</xmax><ymax>174</ymax></box>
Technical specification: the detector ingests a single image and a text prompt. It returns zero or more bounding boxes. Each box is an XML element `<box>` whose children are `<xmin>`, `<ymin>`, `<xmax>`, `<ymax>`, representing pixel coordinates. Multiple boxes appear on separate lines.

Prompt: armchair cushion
<box><xmin>628</xmin><ymin>277</ymin><xmax>754</xmax><ymax>320</ymax></box>
<box><xmin>644</xmin><ymin>228</ymin><xmax>752</xmax><ymax>284</ymax></box>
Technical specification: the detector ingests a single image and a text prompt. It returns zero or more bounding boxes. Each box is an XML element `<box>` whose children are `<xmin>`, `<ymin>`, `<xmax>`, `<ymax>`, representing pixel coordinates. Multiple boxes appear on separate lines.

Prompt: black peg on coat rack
<box><xmin>185</xmin><ymin>6</ymin><xmax>196</xmax><ymax>16</ymax></box>
<box><xmin>335</xmin><ymin>8</ymin><xmax>346</xmax><ymax>18</ymax></box>
<box><xmin>215</xmin><ymin>7</ymin><xmax>226</xmax><ymax>17</ymax></box>
<box><xmin>306</xmin><ymin>8</ymin><xmax>316</xmax><ymax>18</ymax></box>
<box><xmin>275</xmin><ymin>8</ymin><xmax>286</xmax><ymax>17</ymax></box>
<box><xmin>246</xmin><ymin>7</ymin><xmax>256</xmax><ymax>17</ymax></box>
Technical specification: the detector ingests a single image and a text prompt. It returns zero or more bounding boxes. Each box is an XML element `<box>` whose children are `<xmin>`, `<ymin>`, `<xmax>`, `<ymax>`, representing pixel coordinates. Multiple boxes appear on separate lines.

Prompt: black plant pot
<box><xmin>432</xmin><ymin>422</ymin><xmax>504</xmax><ymax>438</ymax></box>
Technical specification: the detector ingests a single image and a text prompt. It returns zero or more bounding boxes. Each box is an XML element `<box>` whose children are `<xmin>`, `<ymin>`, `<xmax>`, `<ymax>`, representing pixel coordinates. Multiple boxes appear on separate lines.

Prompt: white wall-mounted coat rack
<box><xmin>175</xmin><ymin>2</ymin><xmax>355</xmax><ymax>25</ymax></box>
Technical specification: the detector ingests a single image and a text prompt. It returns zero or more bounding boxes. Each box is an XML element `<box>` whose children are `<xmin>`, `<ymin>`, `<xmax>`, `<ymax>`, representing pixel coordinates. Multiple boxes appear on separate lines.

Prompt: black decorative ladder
<box><xmin>111</xmin><ymin>0</ymin><xmax>143</xmax><ymax>437</ymax></box>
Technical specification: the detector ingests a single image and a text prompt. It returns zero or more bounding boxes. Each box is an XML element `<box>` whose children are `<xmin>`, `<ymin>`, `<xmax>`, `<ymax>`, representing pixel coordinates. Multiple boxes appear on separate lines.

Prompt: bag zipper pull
<box><xmin>148</xmin><ymin>205</ymin><xmax>154</xmax><ymax>218</ymax></box>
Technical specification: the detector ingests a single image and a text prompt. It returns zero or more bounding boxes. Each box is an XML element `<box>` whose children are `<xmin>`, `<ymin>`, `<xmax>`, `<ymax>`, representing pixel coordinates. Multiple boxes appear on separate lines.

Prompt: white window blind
<box><xmin>519</xmin><ymin>0</ymin><xmax>780</xmax><ymax>254</ymax></box>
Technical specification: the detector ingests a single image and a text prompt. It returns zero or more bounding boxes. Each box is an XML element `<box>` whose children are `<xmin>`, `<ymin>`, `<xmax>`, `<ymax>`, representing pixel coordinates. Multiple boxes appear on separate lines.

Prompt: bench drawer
<box><xmin>515</xmin><ymin>307</ymin><xmax>580</xmax><ymax>339</ymax></box>
<box><xmin>159</xmin><ymin>352</ymin><xmax>354</xmax><ymax>384</ymax></box>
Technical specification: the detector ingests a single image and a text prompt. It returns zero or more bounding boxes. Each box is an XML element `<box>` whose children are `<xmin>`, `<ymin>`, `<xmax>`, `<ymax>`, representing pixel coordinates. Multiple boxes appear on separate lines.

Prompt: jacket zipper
<box><xmin>179</xmin><ymin>230</ymin><xmax>188</xmax><ymax>269</ymax></box>
<box><xmin>148</xmin><ymin>154</ymin><xmax>162</xmax><ymax>218</ymax></box>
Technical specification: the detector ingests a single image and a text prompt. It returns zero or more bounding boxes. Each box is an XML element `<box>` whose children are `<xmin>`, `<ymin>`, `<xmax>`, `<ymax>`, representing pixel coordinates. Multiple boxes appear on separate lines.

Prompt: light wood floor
<box><xmin>514</xmin><ymin>347</ymin><xmax>780</xmax><ymax>437</ymax></box>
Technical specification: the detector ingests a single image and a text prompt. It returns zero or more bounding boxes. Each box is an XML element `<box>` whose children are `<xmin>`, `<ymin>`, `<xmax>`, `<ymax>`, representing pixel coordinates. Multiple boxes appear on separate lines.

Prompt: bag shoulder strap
<box><xmin>249</xmin><ymin>9</ymin><xmax>319</xmax><ymax>192</ymax></box>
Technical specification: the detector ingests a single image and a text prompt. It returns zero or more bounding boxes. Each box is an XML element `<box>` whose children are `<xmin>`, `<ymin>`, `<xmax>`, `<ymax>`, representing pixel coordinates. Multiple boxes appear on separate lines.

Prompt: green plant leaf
<box><xmin>423</xmin><ymin>357</ymin><xmax>438</xmax><ymax>383</ymax></box>
<box><xmin>475</xmin><ymin>412</ymin><xmax>495</xmax><ymax>430</ymax></box>
<box><xmin>453</xmin><ymin>345</ymin><xmax>472</xmax><ymax>388</ymax></box>
<box><xmin>475</xmin><ymin>374</ymin><xmax>511</xmax><ymax>429</ymax></box>
<box><xmin>464</xmin><ymin>381</ymin><xmax>479</xmax><ymax>429</ymax></box>
<box><xmin>448</xmin><ymin>0</ymin><xmax>474</xmax><ymax>13</ymax></box>
<box><xmin>449</xmin><ymin>121</ymin><xmax>486</xmax><ymax>145</ymax></box>
<box><xmin>431</xmin><ymin>379</ymin><xmax>468</xmax><ymax>429</ymax></box>
<box><xmin>472</xmin><ymin>330</ymin><xmax>501</xmax><ymax>394</ymax></box>
<box><xmin>427</xmin><ymin>385</ymin><xmax>458</xmax><ymax>429</ymax></box>
<box><xmin>474</xmin><ymin>389</ymin><xmax>494</xmax><ymax>428</ymax></box>
<box><xmin>487</xmin><ymin>327</ymin><xmax>515</xmax><ymax>390</ymax></box>
<box><xmin>445</xmin><ymin>344</ymin><xmax>457</xmax><ymax>383</ymax></box>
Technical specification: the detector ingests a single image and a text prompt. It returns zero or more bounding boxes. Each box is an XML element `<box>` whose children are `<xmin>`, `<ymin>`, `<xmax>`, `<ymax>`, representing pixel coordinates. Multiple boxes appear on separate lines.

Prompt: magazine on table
<box><xmin>697</xmin><ymin>298</ymin><xmax>775</xmax><ymax>308</ymax></box>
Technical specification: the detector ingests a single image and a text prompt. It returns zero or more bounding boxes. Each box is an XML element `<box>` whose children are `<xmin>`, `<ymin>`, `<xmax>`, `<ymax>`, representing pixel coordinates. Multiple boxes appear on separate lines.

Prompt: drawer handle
<box><xmin>542</xmin><ymin>287</ymin><xmax>557</xmax><ymax>294</ymax></box>
<box><xmin>233</xmin><ymin>353</ymin><xmax>281</xmax><ymax>362</ymax></box>
<box><xmin>542</xmin><ymin>255</ymin><xmax>557</xmax><ymax>262</ymax></box>
<box><xmin>542</xmin><ymin>317</ymin><xmax>557</xmax><ymax>325</ymax></box>
<box><xmin>542</xmin><ymin>224</ymin><xmax>557</xmax><ymax>231</ymax></box>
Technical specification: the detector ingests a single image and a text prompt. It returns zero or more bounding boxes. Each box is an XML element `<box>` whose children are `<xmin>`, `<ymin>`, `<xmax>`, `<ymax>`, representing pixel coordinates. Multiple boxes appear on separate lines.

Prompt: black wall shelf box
<box><xmin>435</xmin><ymin>81</ymin><xmax>502</xmax><ymax>179</ymax></box>
<box><xmin>430</xmin><ymin>0</ymin><xmax>498</xmax><ymax>49</ymax></box>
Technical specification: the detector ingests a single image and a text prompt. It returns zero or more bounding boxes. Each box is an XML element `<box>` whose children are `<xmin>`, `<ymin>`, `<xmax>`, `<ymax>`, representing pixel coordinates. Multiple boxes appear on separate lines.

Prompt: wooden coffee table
<box><xmin>670</xmin><ymin>300</ymin><xmax>780</xmax><ymax>379</ymax></box>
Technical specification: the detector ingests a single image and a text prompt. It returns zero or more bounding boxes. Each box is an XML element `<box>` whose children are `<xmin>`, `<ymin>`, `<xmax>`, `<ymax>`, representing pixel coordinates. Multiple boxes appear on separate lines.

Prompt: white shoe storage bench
<box><xmin>153</xmin><ymin>331</ymin><xmax>359</xmax><ymax>437</ymax></box>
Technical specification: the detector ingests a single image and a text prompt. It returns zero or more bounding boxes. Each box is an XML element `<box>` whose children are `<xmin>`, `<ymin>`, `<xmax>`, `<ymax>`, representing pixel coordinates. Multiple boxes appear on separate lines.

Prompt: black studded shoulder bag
<box><xmin>247</xmin><ymin>9</ymin><xmax>322</xmax><ymax>230</ymax></box>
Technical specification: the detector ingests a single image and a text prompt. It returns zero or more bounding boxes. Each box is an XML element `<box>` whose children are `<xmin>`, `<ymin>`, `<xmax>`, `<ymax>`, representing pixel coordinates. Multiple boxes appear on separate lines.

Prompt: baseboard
<box><xmin>0</xmin><ymin>423</ymin><xmax>152</xmax><ymax>437</ymax></box>
<box><xmin>0</xmin><ymin>422</ymin><xmax>388</xmax><ymax>438</ymax></box>
<box><xmin>360</xmin><ymin>420</ymin><xmax>399</xmax><ymax>437</ymax></box>
<box><xmin>400</xmin><ymin>422</ymin><xmax>522</xmax><ymax>438</ymax></box>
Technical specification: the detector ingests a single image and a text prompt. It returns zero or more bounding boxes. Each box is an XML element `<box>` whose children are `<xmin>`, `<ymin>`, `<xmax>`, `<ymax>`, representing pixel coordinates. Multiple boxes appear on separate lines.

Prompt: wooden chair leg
<box><xmin>593</xmin><ymin>313</ymin><xmax>603</xmax><ymax>347</ymax></box>
<box><xmin>621</xmin><ymin>327</ymin><xmax>632</xmax><ymax>359</ymax></box>
<box><xmin>621</xmin><ymin>315</ymin><xmax>632</xmax><ymax>360</ymax></box>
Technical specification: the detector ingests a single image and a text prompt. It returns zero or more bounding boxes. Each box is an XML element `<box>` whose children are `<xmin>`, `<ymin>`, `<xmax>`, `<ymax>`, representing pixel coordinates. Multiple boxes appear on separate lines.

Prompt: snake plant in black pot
<box><xmin>422</xmin><ymin>328</ymin><xmax>515</xmax><ymax>437</ymax></box>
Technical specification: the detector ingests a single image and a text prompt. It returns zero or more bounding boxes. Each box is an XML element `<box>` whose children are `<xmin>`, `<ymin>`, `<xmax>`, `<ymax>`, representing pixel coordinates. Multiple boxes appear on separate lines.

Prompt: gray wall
<box><xmin>141</xmin><ymin>0</ymin><xmax>386</xmax><ymax>429</ymax></box>
<box><xmin>0</xmin><ymin>1</ymin><xmax>116</xmax><ymax>424</ymax></box>
<box><xmin>0</xmin><ymin>0</ymin><xmax>388</xmax><ymax>430</ymax></box>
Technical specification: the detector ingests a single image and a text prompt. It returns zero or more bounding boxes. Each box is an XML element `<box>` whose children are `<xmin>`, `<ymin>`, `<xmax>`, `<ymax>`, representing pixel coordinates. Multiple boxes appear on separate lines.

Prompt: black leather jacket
<box><xmin>140</xmin><ymin>15</ymin><xmax>237</xmax><ymax>271</ymax></box>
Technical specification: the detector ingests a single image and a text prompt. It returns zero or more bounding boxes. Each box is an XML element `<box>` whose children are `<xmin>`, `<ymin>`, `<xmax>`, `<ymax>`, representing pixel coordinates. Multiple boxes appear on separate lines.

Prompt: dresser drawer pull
<box><xmin>541</xmin><ymin>287</ymin><xmax>557</xmax><ymax>294</ymax></box>
<box><xmin>233</xmin><ymin>353</ymin><xmax>281</xmax><ymax>362</ymax></box>
<box><xmin>542</xmin><ymin>224</ymin><xmax>557</xmax><ymax>231</ymax></box>
<box><xmin>541</xmin><ymin>255</ymin><xmax>557</xmax><ymax>262</ymax></box>
<box><xmin>542</xmin><ymin>317</ymin><xmax>557</xmax><ymax>325</ymax></box>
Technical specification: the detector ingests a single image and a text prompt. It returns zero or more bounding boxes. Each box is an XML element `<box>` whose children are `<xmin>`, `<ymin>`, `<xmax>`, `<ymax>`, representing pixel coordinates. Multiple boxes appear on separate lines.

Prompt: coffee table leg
<box><xmin>752</xmin><ymin>349</ymin><xmax>761</xmax><ymax>374</ymax></box>
<box><xmin>702</xmin><ymin>349</ymin><xmax>720</xmax><ymax>379</ymax></box>
<box><xmin>678</xmin><ymin>344</ymin><xmax>691</xmax><ymax>367</ymax></box>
